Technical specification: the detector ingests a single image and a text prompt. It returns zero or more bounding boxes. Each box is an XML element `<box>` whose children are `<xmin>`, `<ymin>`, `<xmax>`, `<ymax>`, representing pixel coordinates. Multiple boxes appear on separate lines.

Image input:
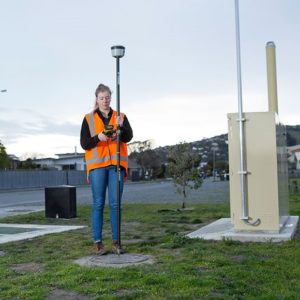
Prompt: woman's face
<box><xmin>96</xmin><ymin>91</ymin><xmax>111</xmax><ymax>112</ymax></box>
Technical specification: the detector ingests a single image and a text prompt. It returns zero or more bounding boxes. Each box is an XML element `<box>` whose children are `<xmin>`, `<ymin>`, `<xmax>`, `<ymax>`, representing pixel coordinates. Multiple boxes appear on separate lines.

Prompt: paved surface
<box><xmin>0</xmin><ymin>178</ymin><xmax>229</xmax><ymax>218</ymax></box>
<box><xmin>187</xmin><ymin>216</ymin><xmax>299</xmax><ymax>242</ymax></box>
<box><xmin>0</xmin><ymin>224</ymin><xmax>85</xmax><ymax>244</ymax></box>
<box><xmin>0</xmin><ymin>206</ymin><xmax>44</xmax><ymax>219</ymax></box>
<box><xmin>123</xmin><ymin>178</ymin><xmax>229</xmax><ymax>204</ymax></box>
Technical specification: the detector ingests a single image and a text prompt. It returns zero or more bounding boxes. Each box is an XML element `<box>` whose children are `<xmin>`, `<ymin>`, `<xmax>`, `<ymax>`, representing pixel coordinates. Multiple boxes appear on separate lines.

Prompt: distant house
<box><xmin>287</xmin><ymin>145</ymin><xmax>300</xmax><ymax>153</ymax></box>
<box><xmin>287</xmin><ymin>145</ymin><xmax>300</xmax><ymax>170</ymax></box>
<box><xmin>32</xmin><ymin>152</ymin><xmax>142</xmax><ymax>179</ymax></box>
<box><xmin>8</xmin><ymin>154</ymin><xmax>20</xmax><ymax>170</ymax></box>
<box><xmin>33</xmin><ymin>153</ymin><xmax>85</xmax><ymax>171</ymax></box>
<box><xmin>295</xmin><ymin>153</ymin><xmax>300</xmax><ymax>170</ymax></box>
<box><xmin>127</xmin><ymin>159</ymin><xmax>143</xmax><ymax>181</ymax></box>
<box><xmin>55</xmin><ymin>153</ymin><xmax>86</xmax><ymax>170</ymax></box>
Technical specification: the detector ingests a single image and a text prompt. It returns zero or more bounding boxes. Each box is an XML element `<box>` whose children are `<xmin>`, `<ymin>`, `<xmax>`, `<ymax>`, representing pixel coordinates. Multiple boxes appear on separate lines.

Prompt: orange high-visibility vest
<box><xmin>84</xmin><ymin>110</ymin><xmax>128</xmax><ymax>179</ymax></box>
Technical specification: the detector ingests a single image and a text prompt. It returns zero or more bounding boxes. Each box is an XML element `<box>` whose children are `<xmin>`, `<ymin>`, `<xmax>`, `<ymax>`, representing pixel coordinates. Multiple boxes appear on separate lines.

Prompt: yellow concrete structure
<box><xmin>228</xmin><ymin>112</ymin><xmax>289</xmax><ymax>232</ymax></box>
<box><xmin>266</xmin><ymin>42</ymin><xmax>278</xmax><ymax>114</ymax></box>
<box><xmin>188</xmin><ymin>35</ymin><xmax>298</xmax><ymax>242</ymax></box>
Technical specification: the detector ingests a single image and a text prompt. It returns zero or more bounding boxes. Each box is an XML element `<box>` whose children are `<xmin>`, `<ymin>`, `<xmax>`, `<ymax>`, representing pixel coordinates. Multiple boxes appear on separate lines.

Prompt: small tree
<box><xmin>167</xmin><ymin>142</ymin><xmax>202</xmax><ymax>209</ymax></box>
<box><xmin>0</xmin><ymin>141</ymin><xmax>10</xmax><ymax>169</ymax></box>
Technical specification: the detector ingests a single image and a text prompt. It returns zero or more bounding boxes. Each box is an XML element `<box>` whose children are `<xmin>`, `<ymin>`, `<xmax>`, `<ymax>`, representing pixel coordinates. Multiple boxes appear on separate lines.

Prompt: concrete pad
<box><xmin>187</xmin><ymin>216</ymin><xmax>299</xmax><ymax>243</ymax></box>
<box><xmin>74</xmin><ymin>253</ymin><xmax>155</xmax><ymax>268</ymax></box>
<box><xmin>0</xmin><ymin>224</ymin><xmax>85</xmax><ymax>244</ymax></box>
<box><xmin>0</xmin><ymin>206</ymin><xmax>44</xmax><ymax>219</ymax></box>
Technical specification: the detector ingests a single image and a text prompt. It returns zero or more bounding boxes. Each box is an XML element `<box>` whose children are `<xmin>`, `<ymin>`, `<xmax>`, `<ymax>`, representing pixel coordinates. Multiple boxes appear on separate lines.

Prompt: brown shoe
<box><xmin>112</xmin><ymin>240</ymin><xmax>125</xmax><ymax>254</ymax></box>
<box><xmin>95</xmin><ymin>242</ymin><xmax>107</xmax><ymax>255</ymax></box>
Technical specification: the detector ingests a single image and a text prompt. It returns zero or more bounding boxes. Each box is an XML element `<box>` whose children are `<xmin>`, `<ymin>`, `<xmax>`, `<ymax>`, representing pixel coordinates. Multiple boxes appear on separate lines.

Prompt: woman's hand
<box><xmin>98</xmin><ymin>132</ymin><xmax>109</xmax><ymax>141</ymax></box>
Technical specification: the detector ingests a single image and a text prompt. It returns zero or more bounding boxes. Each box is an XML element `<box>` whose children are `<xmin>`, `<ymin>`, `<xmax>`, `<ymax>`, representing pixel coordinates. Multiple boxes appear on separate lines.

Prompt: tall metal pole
<box><xmin>213</xmin><ymin>148</ymin><xmax>216</xmax><ymax>182</ymax></box>
<box><xmin>234</xmin><ymin>1</ymin><xmax>260</xmax><ymax>226</ymax></box>
<box><xmin>116</xmin><ymin>56</ymin><xmax>121</xmax><ymax>251</ymax></box>
<box><xmin>234</xmin><ymin>0</ymin><xmax>248</xmax><ymax>221</ymax></box>
<box><xmin>111</xmin><ymin>45</ymin><xmax>125</xmax><ymax>253</ymax></box>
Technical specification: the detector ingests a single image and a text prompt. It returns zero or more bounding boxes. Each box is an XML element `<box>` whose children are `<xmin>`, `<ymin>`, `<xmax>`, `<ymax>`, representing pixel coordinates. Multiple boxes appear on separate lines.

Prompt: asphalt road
<box><xmin>0</xmin><ymin>178</ymin><xmax>229</xmax><ymax>218</ymax></box>
<box><xmin>123</xmin><ymin>178</ymin><xmax>229</xmax><ymax>204</ymax></box>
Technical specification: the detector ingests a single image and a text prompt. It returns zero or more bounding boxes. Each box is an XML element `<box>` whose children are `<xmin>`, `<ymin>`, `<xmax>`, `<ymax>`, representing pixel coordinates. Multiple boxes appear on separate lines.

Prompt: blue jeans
<box><xmin>89</xmin><ymin>166</ymin><xmax>124</xmax><ymax>242</ymax></box>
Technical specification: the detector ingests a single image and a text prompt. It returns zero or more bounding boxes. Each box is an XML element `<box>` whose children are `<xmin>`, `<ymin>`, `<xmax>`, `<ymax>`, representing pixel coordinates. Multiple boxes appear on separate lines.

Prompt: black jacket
<box><xmin>80</xmin><ymin>108</ymin><xmax>133</xmax><ymax>150</ymax></box>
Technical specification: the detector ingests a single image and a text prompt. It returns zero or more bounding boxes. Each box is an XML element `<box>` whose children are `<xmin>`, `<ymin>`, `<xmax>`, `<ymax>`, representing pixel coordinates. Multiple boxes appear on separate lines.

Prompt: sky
<box><xmin>0</xmin><ymin>0</ymin><xmax>299</xmax><ymax>159</ymax></box>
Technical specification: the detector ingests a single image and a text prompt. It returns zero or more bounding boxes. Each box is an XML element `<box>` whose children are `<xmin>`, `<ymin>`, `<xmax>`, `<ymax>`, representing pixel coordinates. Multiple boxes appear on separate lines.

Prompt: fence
<box><xmin>0</xmin><ymin>170</ymin><xmax>88</xmax><ymax>190</ymax></box>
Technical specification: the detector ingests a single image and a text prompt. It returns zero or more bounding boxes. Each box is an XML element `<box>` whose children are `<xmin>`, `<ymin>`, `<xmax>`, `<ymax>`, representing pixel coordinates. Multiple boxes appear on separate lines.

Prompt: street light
<box><xmin>0</xmin><ymin>89</ymin><xmax>7</xmax><ymax>93</ymax></box>
<box><xmin>111</xmin><ymin>45</ymin><xmax>125</xmax><ymax>255</ymax></box>
<box><xmin>212</xmin><ymin>147</ymin><xmax>216</xmax><ymax>182</ymax></box>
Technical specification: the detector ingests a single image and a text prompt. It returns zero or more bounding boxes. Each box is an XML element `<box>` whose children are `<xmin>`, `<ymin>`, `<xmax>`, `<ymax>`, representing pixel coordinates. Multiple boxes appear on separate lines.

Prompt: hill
<box><xmin>155</xmin><ymin>125</ymin><xmax>300</xmax><ymax>164</ymax></box>
<box><xmin>155</xmin><ymin>134</ymin><xmax>228</xmax><ymax>165</ymax></box>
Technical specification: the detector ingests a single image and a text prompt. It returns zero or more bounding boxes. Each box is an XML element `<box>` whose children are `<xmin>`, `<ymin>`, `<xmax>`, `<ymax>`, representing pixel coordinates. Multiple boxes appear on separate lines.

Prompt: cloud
<box><xmin>6</xmin><ymin>134</ymin><xmax>80</xmax><ymax>158</ymax></box>
<box><xmin>0</xmin><ymin>107</ymin><xmax>81</xmax><ymax>157</ymax></box>
<box><xmin>126</xmin><ymin>94</ymin><xmax>238</xmax><ymax>147</ymax></box>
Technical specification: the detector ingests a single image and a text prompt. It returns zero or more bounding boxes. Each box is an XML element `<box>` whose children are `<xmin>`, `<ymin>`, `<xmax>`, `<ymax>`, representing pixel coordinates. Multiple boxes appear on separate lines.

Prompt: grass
<box><xmin>0</xmin><ymin>197</ymin><xmax>299</xmax><ymax>299</ymax></box>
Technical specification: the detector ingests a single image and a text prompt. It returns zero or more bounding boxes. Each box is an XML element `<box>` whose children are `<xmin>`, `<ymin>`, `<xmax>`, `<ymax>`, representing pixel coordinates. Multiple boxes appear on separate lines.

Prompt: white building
<box><xmin>295</xmin><ymin>152</ymin><xmax>300</xmax><ymax>170</ymax></box>
<box><xmin>33</xmin><ymin>153</ymin><xmax>85</xmax><ymax>171</ymax></box>
<box><xmin>287</xmin><ymin>145</ymin><xmax>300</xmax><ymax>170</ymax></box>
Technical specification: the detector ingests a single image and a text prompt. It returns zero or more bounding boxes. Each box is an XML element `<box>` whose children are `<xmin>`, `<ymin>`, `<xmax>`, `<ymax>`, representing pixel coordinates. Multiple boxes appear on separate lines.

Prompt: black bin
<box><xmin>45</xmin><ymin>185</ymin><xmax>76</xmax><ymax>218</ymax></box>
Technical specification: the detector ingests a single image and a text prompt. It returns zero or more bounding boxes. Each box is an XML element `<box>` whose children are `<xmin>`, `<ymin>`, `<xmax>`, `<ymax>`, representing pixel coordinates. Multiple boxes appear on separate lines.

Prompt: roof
<box><xmin>56</xmin><ymin>153</ymin><xmax>85</xmax><ymax>158</ymax></box>
<box><xmin>8</xmin><ymin>154</ymin><xmax>20</xmax><ymax>161</ymax></box>
<box><xmin>287</xmin><ymin>145</ymin><xmax>300</xmax><ymax>153</ymax></box>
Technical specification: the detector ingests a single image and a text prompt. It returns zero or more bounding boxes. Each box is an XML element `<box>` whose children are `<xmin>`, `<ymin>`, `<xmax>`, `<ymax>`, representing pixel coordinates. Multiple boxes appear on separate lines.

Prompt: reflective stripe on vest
<box><xmin>85</xmin><ymin>155</ymin><xmax>128</xmax><ymax>164</ymax></box>
<box><xmin>88</xmin><ymin>112</ymin><xmax>98</xmax><ymax>161</ymax></box>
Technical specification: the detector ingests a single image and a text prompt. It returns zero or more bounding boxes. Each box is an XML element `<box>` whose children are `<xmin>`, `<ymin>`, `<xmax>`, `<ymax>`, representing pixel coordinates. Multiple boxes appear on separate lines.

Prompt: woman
<box><xmin>80</xmin><ymin>83</ymin><xmax>133</xmax><ymax>255</ymax></box>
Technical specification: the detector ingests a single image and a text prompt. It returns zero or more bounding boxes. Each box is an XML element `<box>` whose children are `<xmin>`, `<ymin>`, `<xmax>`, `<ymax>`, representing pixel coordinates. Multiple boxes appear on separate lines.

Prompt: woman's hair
<box><xmin>94</xmin><ymin>84</ymin><xmax>112</xmax><ymax>111</ymax></box>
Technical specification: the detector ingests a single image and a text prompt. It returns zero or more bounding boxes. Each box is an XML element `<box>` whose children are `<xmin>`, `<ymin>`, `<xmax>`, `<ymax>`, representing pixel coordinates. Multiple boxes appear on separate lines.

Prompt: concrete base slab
<box><xmin>187</xmin><ymin>216</ymin><xmax>299</xmax><ymax>242</ymax></box>
<box><xmin>0</xmin><ymin>224</ymin><xmax>85</xmax><ymax>244</ymax></box>
<box><xmin>75</xmin><ymin>253</ymin><xmax>155</xmax><ymax>268</ymax></box>
<box><xmin>0</xmin><ymin>206</ymin><xmax>44</xmax><ymax>219</ymax></box>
